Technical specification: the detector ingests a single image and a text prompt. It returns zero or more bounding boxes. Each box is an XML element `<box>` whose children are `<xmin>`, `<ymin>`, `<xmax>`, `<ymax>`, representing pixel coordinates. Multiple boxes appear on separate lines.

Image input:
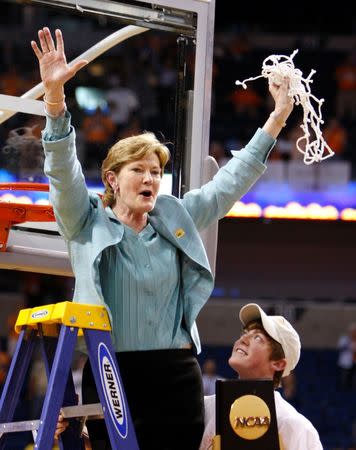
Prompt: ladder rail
<box><xmin>39</xmin><ymin>328</ymin><xmax>85</xmax><ymax>450</ymax></box>
<box><xmin>0</xmin><ymin>327</ymin><xmax>37</xmax><ymax>450</ymax></box>
<box><xmin>0</xmin><ymin>328</ymin><xmax>36</xmax><ymax>422</ymax></box>
<box><xmin>34</xmin><ymin>325</ymin><xmax>79</xmax><ymax>449</ymax></box>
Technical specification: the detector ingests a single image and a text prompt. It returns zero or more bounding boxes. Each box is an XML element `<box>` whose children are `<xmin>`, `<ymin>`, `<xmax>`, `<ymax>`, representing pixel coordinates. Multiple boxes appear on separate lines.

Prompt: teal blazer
<box><xmin>43</xmin><ymin>127</ymin><xmax>275</xmax><ymax>352</ymax></box>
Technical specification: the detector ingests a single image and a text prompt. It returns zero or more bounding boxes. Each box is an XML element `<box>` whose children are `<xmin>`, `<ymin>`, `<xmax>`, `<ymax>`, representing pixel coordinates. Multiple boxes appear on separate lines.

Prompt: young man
<box><xmin>200</xmin><ymin>303</ymin><xmax>323</xmax><ymax>450</ymax></box>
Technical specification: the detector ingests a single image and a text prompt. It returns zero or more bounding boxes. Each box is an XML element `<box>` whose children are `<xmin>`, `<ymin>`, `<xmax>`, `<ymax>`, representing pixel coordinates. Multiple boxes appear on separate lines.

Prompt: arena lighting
<box><xmin>3</xmin><ymin>192</ymin><xmax>356</xmax><ymax>221</ymax></box>
<box><xmin>226</xmin><ymin>201</ymin><xmax>343</xmax><ymax>221</ymax></box>
<box><xmin>340</xmin><ymin>208</ymin><xmax>356</xmax><ymax>221</ymax></box>
<box><xmin>225</xmin><ymin>201</ymin><xmax>262</xmax><ymax>219</ymax></box>
<box><xmin>263</xmin><ymin>203</ymin><xmax>339</xmax><ymax>220</ymax></box>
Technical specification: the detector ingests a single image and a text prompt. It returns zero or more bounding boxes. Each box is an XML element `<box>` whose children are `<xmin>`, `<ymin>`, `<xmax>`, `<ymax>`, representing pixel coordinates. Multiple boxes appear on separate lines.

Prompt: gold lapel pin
<box><xmin>175</xmin><ymin>228</ymin><xmax>185</xmax><ymax>238</ymax></box>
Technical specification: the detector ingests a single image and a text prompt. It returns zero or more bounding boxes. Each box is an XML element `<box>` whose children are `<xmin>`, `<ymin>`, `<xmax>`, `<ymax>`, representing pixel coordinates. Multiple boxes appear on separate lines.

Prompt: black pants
<box><xmin>82</xmin><ymin>349</ymin><xmax>204</xmax><ymax>450</ymax></box>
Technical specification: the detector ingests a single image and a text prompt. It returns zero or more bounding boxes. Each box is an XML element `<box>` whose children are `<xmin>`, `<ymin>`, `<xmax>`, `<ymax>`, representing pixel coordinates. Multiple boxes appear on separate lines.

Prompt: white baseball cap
<box><xmin>239</xmin><ymin>303</ymin><xmax>301</xmax><ymax>377</ymax></box>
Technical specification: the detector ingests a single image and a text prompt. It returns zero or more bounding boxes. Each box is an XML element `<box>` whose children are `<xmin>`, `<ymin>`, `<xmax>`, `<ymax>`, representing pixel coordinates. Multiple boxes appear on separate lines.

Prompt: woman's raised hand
<box><xmin>31</xmin><ymin>27</ymin><xmax>87</xmax><ymax>91</ymax></box>
<box><xmin>268</xmin><ymin>76</ymin><xmax>294</xmax><ymax>122</ymax></box>
<box><xmin>263</xmin><ymin>77</ymin><xmax>294</xmax><ymax>138</ymax></box>
<box><xmin>31</xmin><ymin>27</ymin><xmax>87</xmax><ymax>116</ymax></box>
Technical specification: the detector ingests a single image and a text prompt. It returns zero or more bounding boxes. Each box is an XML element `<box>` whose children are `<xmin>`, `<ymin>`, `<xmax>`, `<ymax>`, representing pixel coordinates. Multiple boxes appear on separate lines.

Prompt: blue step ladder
<box><xmin>0</xmin><ymin>301</ymin><xmax>140</xmax><ymax>450</ymax></box>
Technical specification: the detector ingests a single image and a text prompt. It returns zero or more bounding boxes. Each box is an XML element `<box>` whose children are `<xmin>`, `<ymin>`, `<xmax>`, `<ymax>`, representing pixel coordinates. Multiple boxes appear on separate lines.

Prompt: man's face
<box><xmin>228</xmin><ymin>328</ymin><xmax>277</xmax><ymax>379</ymax></box>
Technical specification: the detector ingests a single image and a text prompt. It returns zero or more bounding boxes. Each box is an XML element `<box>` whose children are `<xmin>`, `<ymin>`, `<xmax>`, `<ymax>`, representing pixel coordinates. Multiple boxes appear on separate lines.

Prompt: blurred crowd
<box><xmin>1</xmin><ymin>5</ymin><xmax>356</xmax><ymax>180</ymax></box>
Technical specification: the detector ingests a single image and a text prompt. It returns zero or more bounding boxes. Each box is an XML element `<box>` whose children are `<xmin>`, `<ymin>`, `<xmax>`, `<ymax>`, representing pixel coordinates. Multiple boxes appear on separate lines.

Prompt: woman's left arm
<box><xmin>181</xmin><ymin>131</ymin><xmax>270</xmax><ymax>230</ymax></box>
<box><xmin>182</xmin><ymin>77</ymin><xmax>294</xmax><ymax>230</ymax></box>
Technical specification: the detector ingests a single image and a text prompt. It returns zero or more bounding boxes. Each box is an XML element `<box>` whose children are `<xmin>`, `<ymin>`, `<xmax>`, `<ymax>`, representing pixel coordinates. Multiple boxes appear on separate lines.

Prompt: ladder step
<box><xmin>60</xmin><ymin>403</ymin><xmax>103</xmax><ymax>420</ymax></box>
<box><xmin>0</xmin><ymin>419</ymin><xmax>40</xmax><ymax>433</ymax></box>
<box><xmin>0</xmin><ymin>403</ymin><xmax>104</xmax><ymax>435</ymax></box>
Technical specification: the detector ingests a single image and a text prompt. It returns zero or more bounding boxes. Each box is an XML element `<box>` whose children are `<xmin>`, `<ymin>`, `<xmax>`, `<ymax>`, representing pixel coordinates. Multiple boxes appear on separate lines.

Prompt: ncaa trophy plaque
<box><xmin>215</xmin><ymin>379</ymin><xmax>281</xmax><ymax>450</ymax></box>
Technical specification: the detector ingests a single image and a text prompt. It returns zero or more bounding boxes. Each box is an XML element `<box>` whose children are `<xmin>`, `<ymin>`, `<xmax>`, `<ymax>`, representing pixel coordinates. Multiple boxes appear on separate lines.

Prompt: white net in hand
<box><xmin>235</xmin><ymin>49</ymin><xmax>334</xmax><ymax>165</ymax></box>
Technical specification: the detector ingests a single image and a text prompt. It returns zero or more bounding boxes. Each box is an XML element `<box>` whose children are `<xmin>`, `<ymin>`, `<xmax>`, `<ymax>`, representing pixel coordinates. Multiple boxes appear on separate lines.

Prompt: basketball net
<box><xmin>235</xmin><ymin>49</ymin><xmax>335</xmax><ymax>165</ymax></box>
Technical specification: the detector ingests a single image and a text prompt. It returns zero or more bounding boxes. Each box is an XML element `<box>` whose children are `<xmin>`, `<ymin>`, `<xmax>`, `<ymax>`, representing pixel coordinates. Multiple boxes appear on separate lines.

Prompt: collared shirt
<box><xmin>99</xmin><ymin>210</ymin><xmax>192</xmax><ymax>351</ymax></box>
<box><xmin>43</xmin><ymin>112</ymin><xmax>192</xmax><ymax>351</ymax></box>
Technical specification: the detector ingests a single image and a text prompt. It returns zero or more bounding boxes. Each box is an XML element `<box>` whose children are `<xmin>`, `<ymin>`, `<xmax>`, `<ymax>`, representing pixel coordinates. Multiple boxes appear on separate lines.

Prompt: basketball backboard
<box><xmin>0</xmin><ymin>0</ymin><xmax>218</xmax><ymax>275</ymax></box>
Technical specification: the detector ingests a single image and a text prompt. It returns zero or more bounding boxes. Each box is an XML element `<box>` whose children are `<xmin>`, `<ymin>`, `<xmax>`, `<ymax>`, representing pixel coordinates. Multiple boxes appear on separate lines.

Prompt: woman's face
<box><xmin>114</xmin><ymin>152</ymin><xmax>162</xmax><ymax>215</ymax></box>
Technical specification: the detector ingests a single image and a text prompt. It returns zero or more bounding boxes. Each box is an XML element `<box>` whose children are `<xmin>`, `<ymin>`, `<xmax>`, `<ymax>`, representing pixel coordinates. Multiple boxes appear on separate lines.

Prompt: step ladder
<box><xmin>0</xmin><ymin>301</ymin><xmax>140</xmax><ymax>450</ymax></box>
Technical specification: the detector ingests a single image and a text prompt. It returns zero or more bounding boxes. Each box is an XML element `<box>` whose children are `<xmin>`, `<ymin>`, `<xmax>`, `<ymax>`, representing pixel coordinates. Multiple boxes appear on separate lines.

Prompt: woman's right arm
<box><xmin>32</xmin><ymin>28</ymin><xmax>90</xmax><ymax>239</ymax></box>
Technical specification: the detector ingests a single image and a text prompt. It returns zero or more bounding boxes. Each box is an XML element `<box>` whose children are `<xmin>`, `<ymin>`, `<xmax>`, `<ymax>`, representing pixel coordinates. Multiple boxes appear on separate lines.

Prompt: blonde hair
<box><xmin>101</xmin><ymin>132</ymin><xmax>170</xmax><ymax>207</ymax></box>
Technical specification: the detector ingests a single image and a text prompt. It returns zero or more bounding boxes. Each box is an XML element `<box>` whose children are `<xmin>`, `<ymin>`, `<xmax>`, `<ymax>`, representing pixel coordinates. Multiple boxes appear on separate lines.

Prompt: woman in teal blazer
<box><xmin>32</xmin><ymin>27</ymin><xmax>293</xmax><ymax>450</ymax></box>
